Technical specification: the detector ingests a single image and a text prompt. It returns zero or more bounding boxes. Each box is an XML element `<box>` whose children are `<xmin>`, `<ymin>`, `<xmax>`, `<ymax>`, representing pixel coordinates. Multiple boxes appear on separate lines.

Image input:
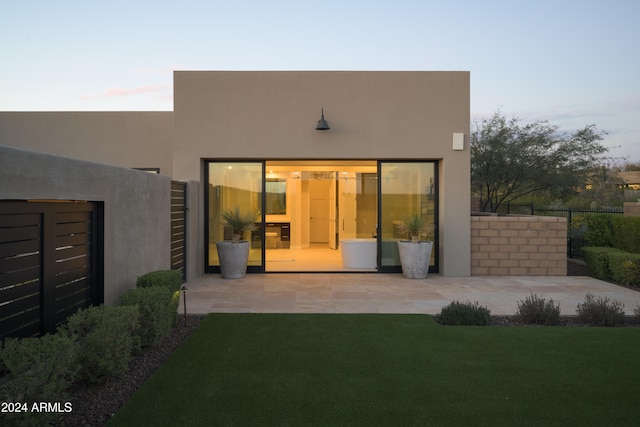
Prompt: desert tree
<box><xmin>470</xmin><ymin>112</ymin><xmax>609</xmax><ymax>212</ymax></box>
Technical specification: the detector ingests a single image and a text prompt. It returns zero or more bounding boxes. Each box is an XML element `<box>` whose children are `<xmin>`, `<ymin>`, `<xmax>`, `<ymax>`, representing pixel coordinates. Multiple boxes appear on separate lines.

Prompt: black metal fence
<box><xmin>501</xmin><ymin>203</ymin><xmax>624</xmax><ymax>259</ymax></box>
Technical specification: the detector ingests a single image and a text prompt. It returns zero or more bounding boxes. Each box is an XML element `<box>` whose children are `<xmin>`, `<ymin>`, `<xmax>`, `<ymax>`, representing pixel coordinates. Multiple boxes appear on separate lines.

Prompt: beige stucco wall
<box><xmin>173</xmin><ymin>71</ymin><xmax>471</xmax><ymax>276</ymax></box>
<box><xmin>0</xmin><ymin>111</ymin><xmax>173</xmax><ymax>176</ymax></box>
<box><xmin>0</xmin><ymin>145</ymin><xmax>171</xmax><ymax>305</ymax></box>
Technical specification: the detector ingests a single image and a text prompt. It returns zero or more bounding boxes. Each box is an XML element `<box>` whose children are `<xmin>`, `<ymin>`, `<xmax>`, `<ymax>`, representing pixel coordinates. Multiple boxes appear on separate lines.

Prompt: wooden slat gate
<box><xmin>171</xmin><ymin>181</ymin><xmax>187</xmax><ymax>281</ymax></box>
<box><xmin>0</xmin><ymin>201</ymin><xmax>103</xmax><ymax>338</ymax></box>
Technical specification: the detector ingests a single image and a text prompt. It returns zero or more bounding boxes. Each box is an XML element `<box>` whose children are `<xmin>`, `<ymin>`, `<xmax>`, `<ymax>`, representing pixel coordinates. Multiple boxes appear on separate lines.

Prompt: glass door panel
<box><xmin>264</xmin><ymin>160</ymin><xmax>377</xmax><ymax>272</ymax></box>
<box><xmin>207</xmin><ymin>162</ymin><xmax>264</xmax><ymax>272</ymax></box>
<box><xmin>379</xmin><ymin>162</ymin><xmax>437</xmax><ymax>272</ymax></box>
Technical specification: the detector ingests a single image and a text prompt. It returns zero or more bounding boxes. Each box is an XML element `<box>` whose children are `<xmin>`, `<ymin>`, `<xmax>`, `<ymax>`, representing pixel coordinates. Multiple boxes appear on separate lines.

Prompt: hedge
<box><xmin>0</xmin><ymin>269</ymin><xmax>183</xmax><ymax>409</ymax></box>
<box><xmin>0</xmin><ymin>333</ymin><xmax>78</xmax><ymax>403</ymax></box>
<box><xmin>581</xmin><ymin>247</ymin><xmax>625</xmax><ymax>281</ymax></box>
<box><xmin>610</xmin><ymin>215</ymin><xmax>640</xmax><ymax>254</ymax></box>
<box><xmin>137</xmin><ymin>269</ymin><xmax>183</xmax><ymax>293</ymax></box>
<box><xmin>584</xmin><ymin>214</ymin><xmax>614</xmax><ymax>247</ymax></box>
<box><xmin>585</xmin><ymin>214</ymin><xmax>640</xmax><ymax>254</ymax></box>
<box><xmin>608</xmin><ymin>251</ymin><xmax>640</xmax><ymax>287</ymax></box>
<box><xmin>60</xmin><ymin>304</ymin><xmax>140</xmax><ymax>383</ymax></box>
<box><xmin>120</xmin><ymin>286</ymin><xmax>175</xmax><ymax>348</ymax></box>
<box><xmin>583</xmin><ymin>215</ymin><xmax>640</xmax><ymax>286</ymax></box>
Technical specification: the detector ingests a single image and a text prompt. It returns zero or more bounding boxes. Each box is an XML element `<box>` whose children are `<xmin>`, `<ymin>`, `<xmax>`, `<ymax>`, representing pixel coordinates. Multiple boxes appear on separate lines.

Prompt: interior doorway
<box><xmin>308</xmin><ymin>179</ymin><xmax>333</xmax><ymax>244</ymax></box>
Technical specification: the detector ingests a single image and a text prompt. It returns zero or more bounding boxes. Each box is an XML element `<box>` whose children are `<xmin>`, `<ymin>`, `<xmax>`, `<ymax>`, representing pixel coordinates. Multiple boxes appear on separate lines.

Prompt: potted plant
<box><xmin>396</xmin><ymin>214</ymin><xmax>434</xmax><ymax>279</ymax></box>
<box><xmin>216</xmin><ymin>208</ymin><xmax>257</xmax><ymax>279</ymax></box>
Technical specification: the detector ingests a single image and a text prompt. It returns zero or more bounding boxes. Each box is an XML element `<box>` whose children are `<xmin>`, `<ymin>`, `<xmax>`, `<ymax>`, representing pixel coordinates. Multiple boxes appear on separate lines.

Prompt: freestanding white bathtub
<box><xmin>340</xmin><ymin>238</ymin><xmax>377</xmax><ymax>269</ymax></box>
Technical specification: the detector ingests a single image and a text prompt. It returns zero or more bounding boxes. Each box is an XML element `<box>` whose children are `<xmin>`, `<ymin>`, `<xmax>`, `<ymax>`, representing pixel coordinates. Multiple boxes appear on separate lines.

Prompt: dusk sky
<box><xmin>2</xmin><ymin>0</ymin><xmax>639</xmax><ymax>161</ymax></box>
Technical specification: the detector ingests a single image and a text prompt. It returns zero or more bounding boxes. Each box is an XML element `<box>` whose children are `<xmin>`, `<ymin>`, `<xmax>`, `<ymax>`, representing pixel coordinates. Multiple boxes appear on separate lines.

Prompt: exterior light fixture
<box><xmin>315</xmin><ymin>108</ymin><xmax>330</xmax><ymax>130</ymax></box>
<box><xmin>181</xmin><ymin>285</ymin><xmax>188</xmax><ymax>326</ymax></box>
<box><xmin>452</xmin><ymin>133</ymin><xmax>464</xmax><ymax>150</ymax></box>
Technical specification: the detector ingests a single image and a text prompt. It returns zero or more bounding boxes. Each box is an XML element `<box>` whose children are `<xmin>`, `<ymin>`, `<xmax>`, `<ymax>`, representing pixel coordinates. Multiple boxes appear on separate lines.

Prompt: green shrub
<box><xmin>0</xmin><ymin>333</ymin><xmax>78</xmax><ymax>402</ymax></box>
<box><xmin>435</xmin><ymin>300</ymin><xmax>491</xmax><ymax>326</ymax></box>
<box><xmin>515</xmin><ymin>293</ymin><xmax>561</xmax><ymax>325</ymax></box>
<box><xmin>120</xmin><ymin>286</ymin><xmax>174</xmax><ymax>348</ymax></box>
<box><xmin>0</xmin><ymin>333</ymin><xmax>78</xmax><ymax>426</ymax></box>
<box><xmin>137</xmin><ymin>269</ymin><xmax>183</xmax><ymax>293</ymax></box>
<box><xmin>608</xmin><ymin>251</ymin><xmax>640</xmax><ymax>287</ymax></box>
<box><xmin>581</xmin><ymin>246</ymin><xmax>625</xmax><ymax>281</ymax></box>
<box><xmin>610</xmin><ymin>216</ymin><xmax>640</xmax><ymax>254</ymax></box>
<box><xmin>576</xmin><ymin>293</ymin><xmax>626</xmax><ymax>327</ymax></box>
<box><xmin>60</xmin><ymin>304</ymin><xmax>139</xmax><ymax>383</ymax></box>
<box><xmin>584</xmin><ymin>214</ymin><xmax>614</xmax><ymax>247</ymax></box>
<box><xmin>136</xmin><ymin>270</ymin><xmax>182</xmax><ymax>325</ymax></box>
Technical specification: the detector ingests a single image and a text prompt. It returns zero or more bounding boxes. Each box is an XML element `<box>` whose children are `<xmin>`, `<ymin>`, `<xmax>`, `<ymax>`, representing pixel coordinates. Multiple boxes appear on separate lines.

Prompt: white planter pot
<box><xmin>397</xmin><ymin>241</ymin><xmax>433</xmax><ymax>279</ymax></box>
<box><xmin>216</xmin><ymin>241</ymin><xmax>250</xmax><ymax>279</ymax></box>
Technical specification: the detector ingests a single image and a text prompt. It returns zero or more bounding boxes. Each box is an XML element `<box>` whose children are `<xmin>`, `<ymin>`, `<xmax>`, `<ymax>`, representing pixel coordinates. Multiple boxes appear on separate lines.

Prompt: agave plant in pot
<box><xmin>216</xmin><ymin>208</ymin><xmax>257</xmax><ymax>279</ymax></box>
<box><xmin>396</xmin><ymin>214</ymin><xmax>434</xmax><ymax>279</ymax></box>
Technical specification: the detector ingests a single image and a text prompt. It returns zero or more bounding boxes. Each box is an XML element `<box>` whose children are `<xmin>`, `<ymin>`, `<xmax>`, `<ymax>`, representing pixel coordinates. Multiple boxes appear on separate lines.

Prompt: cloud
<box><xmin>80</xmin><ymin>84</ymin><xmax>170</xmax><ymax>100</ymax></box>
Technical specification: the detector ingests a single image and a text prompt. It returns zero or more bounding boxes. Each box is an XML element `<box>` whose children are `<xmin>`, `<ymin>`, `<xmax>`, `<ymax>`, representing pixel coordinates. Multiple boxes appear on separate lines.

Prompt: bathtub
<box><xmin>340</xmin><ymin>238</ymin><xmax>377</xmax><ymax>269</ymax></box>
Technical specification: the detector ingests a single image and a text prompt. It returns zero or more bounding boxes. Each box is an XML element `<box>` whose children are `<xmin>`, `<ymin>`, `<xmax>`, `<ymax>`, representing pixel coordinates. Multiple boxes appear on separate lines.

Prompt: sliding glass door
<box><xmin>379</xmin><ymin>162</ymin><xmax>437</xmax><ymax>273</ymax></box>
<box><xmin>204</xmin><ymin>160</ymin><xmax>437</xmax><ymax>274</ymax></box>
<box><xmin>206</xmin><ymin>162</ymin><xmax>264</xmax><ymax>273</ymax></box>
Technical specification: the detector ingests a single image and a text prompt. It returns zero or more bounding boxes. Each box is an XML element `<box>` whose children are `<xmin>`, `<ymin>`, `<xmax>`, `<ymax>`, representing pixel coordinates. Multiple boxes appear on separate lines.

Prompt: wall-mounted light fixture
<box><xmin>452</xmin><ymin>133</ymin><xmax>464</xmax><ymax>150</ymax></box>
<box><xmin>315</xmin><ymin>108</ymin><xmax>330</xmax><ymax>131</ymax></box>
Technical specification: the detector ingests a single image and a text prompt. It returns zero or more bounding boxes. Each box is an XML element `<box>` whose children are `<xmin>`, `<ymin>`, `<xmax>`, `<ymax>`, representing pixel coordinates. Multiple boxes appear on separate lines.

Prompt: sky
<box><xmin>2</xmin><ymin>0</ymin><xmax>639</xmax><ymax>161</ymax></box>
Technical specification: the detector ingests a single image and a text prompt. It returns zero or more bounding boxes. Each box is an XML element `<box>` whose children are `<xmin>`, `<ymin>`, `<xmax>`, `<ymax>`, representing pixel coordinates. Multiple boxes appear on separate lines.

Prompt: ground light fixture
<box><xmin>181</xmin><ymin>285</ymin><xmax>188</xmax><ymax>326</ymax></box>
<box><xmin>315</xmin><ymin>108</ymin><xmax>330</xmax><ymax>130</ymax></box>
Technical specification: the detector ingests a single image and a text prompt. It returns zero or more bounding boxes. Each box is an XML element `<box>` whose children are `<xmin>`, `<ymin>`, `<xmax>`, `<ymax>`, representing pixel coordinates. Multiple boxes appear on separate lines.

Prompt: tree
<box><xmin>471</xmin><ymin>112</ymin><xmax>609</xmax><ymax>212</ymax></box>
<box><xmin>623</xmin><ymin>162</ymin><xmax>640</xmax><ymax>172</ymax></box>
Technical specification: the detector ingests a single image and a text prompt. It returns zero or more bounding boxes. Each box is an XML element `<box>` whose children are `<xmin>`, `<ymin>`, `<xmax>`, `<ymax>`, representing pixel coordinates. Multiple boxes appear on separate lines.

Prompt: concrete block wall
<box><xmin>624</xmin><ymin>202</ymin><xmax>640</xmax><ymax>216</ymax></box>
<box><xmin>471</xmin><ymin>215</ymin><xmax>567</xmax><ymax>276</ymax></box>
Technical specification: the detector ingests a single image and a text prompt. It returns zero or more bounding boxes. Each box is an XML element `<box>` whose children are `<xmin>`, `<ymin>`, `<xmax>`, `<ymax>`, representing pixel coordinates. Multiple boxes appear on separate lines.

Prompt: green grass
<box><xmin>108</xmin><ymin>314</ymin><xmax>640</xmax><ymax>426</ymax></box>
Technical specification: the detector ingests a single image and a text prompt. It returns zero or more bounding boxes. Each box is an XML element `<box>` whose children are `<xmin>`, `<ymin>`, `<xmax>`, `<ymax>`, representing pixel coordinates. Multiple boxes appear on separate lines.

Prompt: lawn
<box><xmin>108</xmin><ymin>314</ymin><xmax>640</xmax><ymax>426</ymax></box>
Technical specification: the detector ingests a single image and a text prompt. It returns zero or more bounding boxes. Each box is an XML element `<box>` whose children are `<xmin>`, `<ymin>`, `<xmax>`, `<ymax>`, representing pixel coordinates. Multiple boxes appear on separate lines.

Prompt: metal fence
<box><xmin>500</xmin><ymin>203</ymin><xmax>624</xmax><ymax>259</ymax></box>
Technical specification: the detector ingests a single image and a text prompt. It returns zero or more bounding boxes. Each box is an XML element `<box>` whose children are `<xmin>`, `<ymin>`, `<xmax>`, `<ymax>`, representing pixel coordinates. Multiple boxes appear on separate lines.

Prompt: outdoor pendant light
<box><xmin>315</xmin><ymin>108</ymin><xmax>330</xmax><ymax>130</ymax></box>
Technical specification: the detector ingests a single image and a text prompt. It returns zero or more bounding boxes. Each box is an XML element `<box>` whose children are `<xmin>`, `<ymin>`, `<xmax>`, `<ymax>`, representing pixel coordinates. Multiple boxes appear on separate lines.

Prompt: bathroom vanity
<box><xmin>263</xmin><ymin>222</ymin><xmax>290</xmax><ymax>249</ymax></box>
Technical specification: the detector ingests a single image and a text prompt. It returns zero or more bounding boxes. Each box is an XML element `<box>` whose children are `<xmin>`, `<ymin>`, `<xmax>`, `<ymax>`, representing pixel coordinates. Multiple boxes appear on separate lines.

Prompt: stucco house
<box><xmin>1</xmin><ymin>71</ymin><xmax>471</xmax><ymax>281</ymax></box>
<box><xmin>620</xmin><ymin>171</ymin><xmax>640</xmax><ymax>190</ymax></box>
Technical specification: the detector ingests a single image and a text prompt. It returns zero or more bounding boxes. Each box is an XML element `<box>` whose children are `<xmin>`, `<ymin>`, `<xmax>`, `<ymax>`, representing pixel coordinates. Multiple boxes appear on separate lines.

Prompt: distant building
<box><xmin>619</xmin><ymin>171</ymin><xmax>640</xmax><ymax>190</ymax></box>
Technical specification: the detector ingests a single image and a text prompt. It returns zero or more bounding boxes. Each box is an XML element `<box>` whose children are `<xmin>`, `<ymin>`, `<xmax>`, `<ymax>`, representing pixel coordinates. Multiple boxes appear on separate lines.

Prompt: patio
<box><xmin>181</xmin><ymin>274</ymin><xmax>640</xmax><ymax>316</ymax></box>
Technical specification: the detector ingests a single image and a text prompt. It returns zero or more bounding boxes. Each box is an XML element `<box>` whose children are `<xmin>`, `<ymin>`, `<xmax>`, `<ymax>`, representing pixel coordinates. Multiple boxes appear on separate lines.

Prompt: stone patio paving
<box><xmin>180</xmin><ymin>274</ymin><xmax>640</xmax><ymax>316</ymax></box>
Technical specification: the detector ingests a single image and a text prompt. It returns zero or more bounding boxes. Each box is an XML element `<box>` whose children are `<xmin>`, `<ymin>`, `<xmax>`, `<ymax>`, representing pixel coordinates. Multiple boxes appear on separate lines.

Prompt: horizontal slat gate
<box><xmin>0</xmin><ymin>210</ymin><xmax>43</xmax><ymax>338</ymax></box>
<box><xmin>171</xmin><ymin>181</ymin><xmax>187</xmax><ymax>281</ymax></box>
<box><xmin>0</xmin><ymin>201</ymin><xmax>103</xmax><ymax>338</ymax></box>
<box><xmin>51</xmin><ymin>210</ymin><xmax>96</xmax><ymax>326</ymax></box>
